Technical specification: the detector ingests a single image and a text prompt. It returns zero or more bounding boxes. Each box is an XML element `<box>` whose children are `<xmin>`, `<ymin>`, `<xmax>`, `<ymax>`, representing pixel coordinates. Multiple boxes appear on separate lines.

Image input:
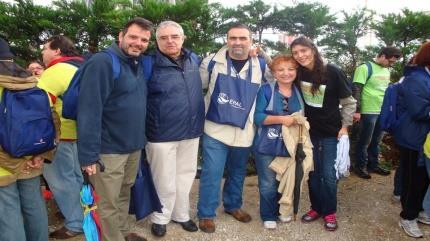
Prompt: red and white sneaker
<box><xmin>301</xmin><ymin>209</ymin><xmax>320</xmax><ymax>223</ymax></box>
<box><xmin>324</xmin><ymin>213</ymin><xmax>338</xmax><ymax>231</ymax></box>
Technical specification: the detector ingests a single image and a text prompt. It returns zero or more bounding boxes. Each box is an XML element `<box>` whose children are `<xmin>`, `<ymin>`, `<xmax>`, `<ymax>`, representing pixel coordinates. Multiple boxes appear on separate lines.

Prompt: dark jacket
<box><xmin>77</xmin><ymin>43</ymin><xmax>147</xmax><ymax>166</ymax></box>
<box><xmin>146</xmin><ymin>48</ymin><xmax>204</xmax><ymax>142</ymax></box>
<box><xmin>394</xmin><ymin>66</ymin><xmax>430</xmax><ymax>151</ymax></box>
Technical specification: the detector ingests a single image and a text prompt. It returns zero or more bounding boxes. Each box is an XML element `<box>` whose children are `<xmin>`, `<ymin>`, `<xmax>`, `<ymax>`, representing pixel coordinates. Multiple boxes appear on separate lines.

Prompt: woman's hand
<box><xmin>281</xmin><ymin>116</ymin><xmax>296</xmax><ymax>127</ymax></box>
<box><xmin>337</xmin><ymin>126</ymin><xmax>348</xmax><ymax>139</ymax></box>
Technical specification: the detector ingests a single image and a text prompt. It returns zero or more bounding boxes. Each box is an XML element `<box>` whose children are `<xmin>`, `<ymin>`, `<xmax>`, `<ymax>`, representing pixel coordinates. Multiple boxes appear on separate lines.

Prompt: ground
<box><xmin>48</xmin><ymin>172</ymin><xmax>430</xmax><ymax>241</ymax></box>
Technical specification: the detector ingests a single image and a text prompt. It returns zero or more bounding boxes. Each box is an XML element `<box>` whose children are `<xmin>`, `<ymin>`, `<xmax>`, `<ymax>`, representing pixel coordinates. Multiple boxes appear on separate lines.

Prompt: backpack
<box><xmin>61</xmin><ymin>50</ymin><xmax>154</xmax><ymax>120</ymax></box>
<box><xmin>207</xmin><ymin>56</ymin><xmax>267</xmax><ymax>83</ymax></box>
<box><xmin>349</xmin><ymin>61</ymin><xmax>373</xmax><ymax>90</ymax></box>
<box><xmin>0</xmin><ymin>87</ymin><xmax>56</xmax><ymax>157</ymax></box>
<box><xmin>379</xmin><ymin>79</ymin><xmax>403</xmax><ymax>133</ymax></box>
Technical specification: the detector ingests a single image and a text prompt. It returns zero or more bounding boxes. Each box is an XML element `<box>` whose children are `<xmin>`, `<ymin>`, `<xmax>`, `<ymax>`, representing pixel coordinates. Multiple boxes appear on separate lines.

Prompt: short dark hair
<box><xmin>45</xmin><ymin>35</ymin><xmax>79</xmax><ymax>57</ymax></box>
<box><xmin>227</xmin><ymin>23</ymin><xmax>252</xmax><ymax>38</ymax></box>
<box><xmin>122</xmin><ymin>17</ymin><xmax>153</xmax><ymax>35</ymax></box>
<box><xmin>378</xmin><ymin>46</ymin><xmax>402</xmax><ymax>58</ymax></box>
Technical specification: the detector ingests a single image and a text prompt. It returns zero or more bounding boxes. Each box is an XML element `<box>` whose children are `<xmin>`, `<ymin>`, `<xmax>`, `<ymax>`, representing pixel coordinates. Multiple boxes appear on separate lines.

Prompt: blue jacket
<box><xmin>394</xmin><ymin>66</ymin><xmax>430</xmax><ymax>151</ymax></box>
<box><xmin>146</xmin><ymin>48</ymin><xmax>204</xmax><ymax>142</ymax></box>
<box><xmin>77</xmin><ymin>43</ymin><xmax>147</xmax><ymax>166</ymax></box>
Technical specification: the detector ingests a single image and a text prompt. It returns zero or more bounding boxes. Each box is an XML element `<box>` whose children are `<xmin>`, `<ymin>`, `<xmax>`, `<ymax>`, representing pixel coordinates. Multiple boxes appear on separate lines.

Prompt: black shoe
<box><xmin>172</xmin><ymin>220</ymin><xmax>198</xmax><ymax>232</ymax></box>
<box><xmin>370</xmin><ymin>166</ymin><xmax>391</xmax><ymax>176</ymax></box>
<box><xmin>151</xmin><ymin>223</ymin><xmax>166</xmax><ymax>237</ymax></box>
<box><xmin>355</xmin><ymin>168</ymin><xmax>371</xmax><ymax>179</ymax></box>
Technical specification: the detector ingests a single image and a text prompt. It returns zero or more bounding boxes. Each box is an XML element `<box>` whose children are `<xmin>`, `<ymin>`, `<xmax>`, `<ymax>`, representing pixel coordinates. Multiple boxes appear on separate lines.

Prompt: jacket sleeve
<box><xmin>403</xmin><ymin>74</ymin><xmax>430</xmax><ymax>121</ymax></box>
<box><xmin>254</xmin><ymin>87</ymin><xmax>269</xmax><ymax>127</ymax></box>
<box><xmin>199</xmin><ymin>54</ymin><xmax>214</xmax><ymax>90</ymax></box>
<box><xmin>77</xmin><ymin>53</ymin><xmax>115</xmax><ymax>167</ymax></box>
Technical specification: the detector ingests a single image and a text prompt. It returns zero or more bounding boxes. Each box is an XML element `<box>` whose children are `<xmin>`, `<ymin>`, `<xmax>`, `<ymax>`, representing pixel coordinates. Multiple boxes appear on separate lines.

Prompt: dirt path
<box><xmin>49</xmin><ymin>173</ymin><xmax>430</xmax><ymax>241</ymax></box>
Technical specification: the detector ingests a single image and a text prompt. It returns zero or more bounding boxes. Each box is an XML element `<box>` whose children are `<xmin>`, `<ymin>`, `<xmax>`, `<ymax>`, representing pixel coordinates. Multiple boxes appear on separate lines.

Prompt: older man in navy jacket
<box><xmin>145</xmin><ymin>21</ymin><xmax>205</xmax><ymax>237</ymax></box>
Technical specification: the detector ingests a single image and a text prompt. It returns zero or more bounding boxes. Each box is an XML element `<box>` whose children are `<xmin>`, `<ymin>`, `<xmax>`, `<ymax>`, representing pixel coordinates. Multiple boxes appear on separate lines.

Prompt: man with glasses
<box><xmin>145</xmin><ymin>20</ymin><xmax>204</xmax><ymax>237</ymax></box>
<box><xmin>352</xmin><ymin>46</ymin><xmax>402</xmax><ymax>179</ymax></box>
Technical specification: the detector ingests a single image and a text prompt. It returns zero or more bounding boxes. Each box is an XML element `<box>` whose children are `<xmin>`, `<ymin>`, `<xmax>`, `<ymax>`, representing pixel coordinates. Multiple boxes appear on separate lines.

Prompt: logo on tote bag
<box><xmin>217</xmin><ymin>93</ymin><xmax>244</xmax><ymax>110</ymax></box>
<box><xmin>267</xmin><ymin>128</ymin><xmax>282</xmax><ymax>140</ymax></box>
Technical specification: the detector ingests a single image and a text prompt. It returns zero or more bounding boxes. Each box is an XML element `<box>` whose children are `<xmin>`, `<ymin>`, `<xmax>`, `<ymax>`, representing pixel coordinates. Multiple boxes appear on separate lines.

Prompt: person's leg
<box><xmin>400</xmin><ymin>147</ymin><xmax>428</xmax><ymax>220</ymax></box>
<box><xmin>307</xmin><ymin>135</ymin><xmax>322</xmax><ymax>214</ymax></box>
<box><xmin>197</xmin><ymin>134</ymin><xmax>229</xmax><ymax>219</ymax></box>
<box><xmin>90</xmin><ymin>153</ymin><xmax>130</xmax><ymax>241</ymax></box>
<box><xmin>254</xmin><ymin>152</ymin><xmax>279</xmax><ymax>221</ymax></box>
<box><xmin>393</xmin><ymin>162</ymin><xmax>403</xmax><ymax>198</ymax></box>
<box><xmin>19</xmin><ymin>176</ymin><xmax>49</xmax><ymax>241</ymax></box>
<box><xmin>43</xmin><ymin>141</ymin><xmax>83</xmax><ymax>232</ymax></box>
<box><xmin>367</xmin><ymin>115</ymin><xmax>384</xmax><ymax>168</ymax></box>
<box><xmin>319</xmin><ymin>137</ymin><xmax>339</xmax><ymax>216</ymax></box>
<box><xmin>118</xmin><ymin>150</ymin><xmax>141</xmax><ymax>235</ymax></box>
<box><xmin>0</xmin><ymin>182</ymin><xmax>26</xmax><ymax>241</ymax></box>
<box><xmin>355</xmin><ymin>114</ymin><xmax>376</xmax><ymax>172</ymax></box>
<box><xmin>146</xmin><ymin>141</ymin><xmax>178</xmax><ymax>225</ymax></box>
<box><xmin>423</xmin><ymin>156</ymin><xmax>430</xmax><ymax>216</ymax></box>
<box><xmin>223</xmin><ymin>145</ymin><xmax>251</xmax><ymax>212</ymax></box>
<box><xmin>171</xmin><ymin>138</ymin><xmax>199</xmax><ymax>222</ymax></box>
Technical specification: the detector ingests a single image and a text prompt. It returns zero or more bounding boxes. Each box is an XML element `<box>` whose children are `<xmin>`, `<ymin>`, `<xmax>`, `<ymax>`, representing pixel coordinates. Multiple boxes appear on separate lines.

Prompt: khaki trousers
<box><xmin>89</xmin><ymin>150</ymin><xmax>141</xmax><ymax>241</ymax></box>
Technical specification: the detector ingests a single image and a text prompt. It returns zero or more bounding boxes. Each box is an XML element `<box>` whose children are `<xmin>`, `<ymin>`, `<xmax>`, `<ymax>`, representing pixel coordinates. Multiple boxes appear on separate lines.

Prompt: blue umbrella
<box><xmin>80</xmin><ymin>162</ymin><xmax>104</xmax><ymax>241</ymax></box>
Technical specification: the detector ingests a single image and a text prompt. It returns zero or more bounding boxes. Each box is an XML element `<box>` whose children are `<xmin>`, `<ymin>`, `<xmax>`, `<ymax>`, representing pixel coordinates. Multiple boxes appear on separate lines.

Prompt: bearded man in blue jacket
<box><xmin>77</xmin><ymin>17</ymin><xmax>152</xmax><ymax>241</ymax></box>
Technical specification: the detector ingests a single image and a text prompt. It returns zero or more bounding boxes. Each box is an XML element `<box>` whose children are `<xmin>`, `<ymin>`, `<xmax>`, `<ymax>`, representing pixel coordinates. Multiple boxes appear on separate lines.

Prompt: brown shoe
<box><xmin>225</xmin><ymin>209</ymin><xmax>252</xmax><ymax>223</ymax></box>
<box><xmin>125</xmin><ymin>232</ymin><xmax>148</xmax><ymax>241</ymax></box>
<box><xmin>199</xmin><ymin>219</ymin><xmax>215</xmax><ymax>233</ymax></box>
<box><xmin>49</xmin><ymin>226</ymin><xmax>82</xmax><ymax>239</ymax></box>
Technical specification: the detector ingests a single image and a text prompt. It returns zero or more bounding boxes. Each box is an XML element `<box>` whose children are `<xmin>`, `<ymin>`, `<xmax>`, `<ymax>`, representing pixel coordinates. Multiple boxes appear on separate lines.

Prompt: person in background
<box><xmin>27</xmin><ymin>61</ymin><xmax>45</xmax><ymax>78</ymax></box>
<box><xmin>352</xmin><ymin>47</ymin><xmax>401</xmax><ymax>179</ymax></box>
<box><xmin>394</xmin><ymin>41</ymin><xmax>430</xmax><ymax>238</ymax></box>
<box><xmin>290</xmin><ymin>36</ymin><xmax>356</xmax><ymax>231</ymax></box>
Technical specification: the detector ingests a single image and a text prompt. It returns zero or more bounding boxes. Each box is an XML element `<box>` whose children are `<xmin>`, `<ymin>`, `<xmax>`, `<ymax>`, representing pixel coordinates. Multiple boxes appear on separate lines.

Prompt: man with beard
<box><xmin>77</xmin><ymin>17</ymin><xmax>152</xmax><ymax>241</ymax></box>
<box><xmin>197</xmin><ymin>23</ymin><xmax>271</xmax><ymax>233</ymax></box>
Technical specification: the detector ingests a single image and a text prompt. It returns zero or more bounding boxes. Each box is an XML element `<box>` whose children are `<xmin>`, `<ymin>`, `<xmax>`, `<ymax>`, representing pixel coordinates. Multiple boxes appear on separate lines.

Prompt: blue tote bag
<box><xmin>129</xmin><ymin>152</ymin><xmax>162</xmax><ymax>220</ymax></box>
<box><xmin>206</xmin><ymin>57</ymin><xmax>260</xmax><ymax>129</ymax></box>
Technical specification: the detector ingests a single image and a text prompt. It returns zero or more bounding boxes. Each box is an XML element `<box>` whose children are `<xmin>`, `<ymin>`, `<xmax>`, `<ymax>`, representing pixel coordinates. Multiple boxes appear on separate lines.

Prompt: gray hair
<box><xmin>156</xmin><ymin>21</ymin><xmax>185</xmax><ymax>38</ymax></box>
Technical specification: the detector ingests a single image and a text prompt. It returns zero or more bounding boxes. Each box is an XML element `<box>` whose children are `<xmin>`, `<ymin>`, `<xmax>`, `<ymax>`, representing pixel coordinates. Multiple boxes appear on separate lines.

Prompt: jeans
<box><xmin>422</xmin><ymin>156</ymin><xmax>430</xmax><ymax>216</ymax></box>
<box><xmin>0</xmin><ymin>176</ymin><xmax>49</xmax><ymax>241</ymax></box>
<box><xmin>308</xmin><ymin>135</ymin><xmax>338</xmax><ymax>216</ymax></box>
<box><xmin>399</xmin><ymin>146</ymin><xmax>429</xmax><ymax>220</ymax></box>
<box><xmin>43</xmin><ymin>141</ymin><xmax>83</xmax><ymax>232</ymax></box>
<box><xmin>197</xmin><ymin>134</ymin><xmax>251</xmax><ymax>219</ymax></box>
<box><xmin>355</xmin><ymin>114</ymin><xmax>384</xmax><ymax>170</ymax></box>
<box><xmin>254</xmin><ymin>152</ymin><xmax>280</xmax><ymax>221</ymax></box>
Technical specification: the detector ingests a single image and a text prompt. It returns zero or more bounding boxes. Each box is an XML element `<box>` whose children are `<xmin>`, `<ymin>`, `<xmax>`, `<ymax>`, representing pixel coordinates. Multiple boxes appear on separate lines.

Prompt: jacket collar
<box><xmin>47</xmin><ymin>56</ymin><xmax>84</xmax><ymax>68</ymax></box>
<box><xmin>154</xmin><ymin>48</ymin><xmax>191</xmax><ymax>67</ymax></box>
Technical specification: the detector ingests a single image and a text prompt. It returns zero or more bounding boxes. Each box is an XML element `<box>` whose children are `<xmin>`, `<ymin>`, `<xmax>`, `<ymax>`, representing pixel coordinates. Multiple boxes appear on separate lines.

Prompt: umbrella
<box><xmin>293</xmin><ymin>125</ymin><xmax>306</xmax><ymax>220</ymax></box>
<box><xmin>80</xmin><ymin>162</ymin><xmax>104</xmax><ymax>241</ymax></box>
<box><xmin>129</xmin><ymin>151</ymin><xmax>162</xmax><ymax>220</ymax></box>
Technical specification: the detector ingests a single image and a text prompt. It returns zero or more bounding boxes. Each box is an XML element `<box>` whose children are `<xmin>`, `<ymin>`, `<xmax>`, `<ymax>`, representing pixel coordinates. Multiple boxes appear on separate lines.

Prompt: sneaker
<box><xmin>301</xmin><ymin>209</ymin><xmax>320</xmax><ymax>223</ymax></box>
<box><xmin>392</xmin><ymin>195</ymin><xmax>401</xmax><ymax>203</ymax></box>
<box><xmin>399</xmin><ymin>218</ymin><xmax>423</xmax><ymax>238</ymax></box>
<box><xmin>323</xmin><ymin>213</ymin><xmax>338</xmax><ymax>231</ymax></box>
<box><xmin>263</xmin><ymin>221</ymin><xmax>277</xmax><ymax>229</ymax></box>
<box><xmin>279</xmin><ymin>215</ymin><xmax>292</xmax><ymax>223</ymax></box>
<box><xmin>418</xmin><ymin>211</ymin><xmax>430</xmax><ymax>225</ymax></box>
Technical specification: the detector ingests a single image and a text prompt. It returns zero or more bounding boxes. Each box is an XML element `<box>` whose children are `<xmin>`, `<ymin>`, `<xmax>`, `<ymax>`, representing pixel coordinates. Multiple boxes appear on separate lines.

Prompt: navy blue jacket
<box><xmin>146</xmin><ymin>48</ymin><xmax>204</xmax><ymax>142</ymax></box>
<box><xmin>77</xmin><ymin>43</ymin><xmax>147</xmax><ymax>166</ymax></box>
<box><xmin>394</xmin><ymin>66</ymin><xmax>430</xmax><ymax>151</ymax></box>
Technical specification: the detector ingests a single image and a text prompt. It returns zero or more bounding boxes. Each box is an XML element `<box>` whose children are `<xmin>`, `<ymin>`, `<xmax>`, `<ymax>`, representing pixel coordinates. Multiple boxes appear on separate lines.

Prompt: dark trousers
<box><xmin>399</xmin><ymin>146</ymin><xmax>429</xmax><ymax>220</ymax></box>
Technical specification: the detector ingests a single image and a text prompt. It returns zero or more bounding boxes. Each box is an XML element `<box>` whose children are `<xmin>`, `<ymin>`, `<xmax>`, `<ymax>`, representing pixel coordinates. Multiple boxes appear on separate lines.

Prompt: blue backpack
<box><xmin>62</xmin><ymin>50</ymin><xmax>153</xmax><ymax>120</ymax></box>
<box><xmin>0</xmin><ymin>87</ymin><xmax>56</xmax><ymax>157</ymax></box>
<box><xmin>379</xmin><ymin>80</ymin><xmax>403</xmax><ymax>133</ymax></box>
